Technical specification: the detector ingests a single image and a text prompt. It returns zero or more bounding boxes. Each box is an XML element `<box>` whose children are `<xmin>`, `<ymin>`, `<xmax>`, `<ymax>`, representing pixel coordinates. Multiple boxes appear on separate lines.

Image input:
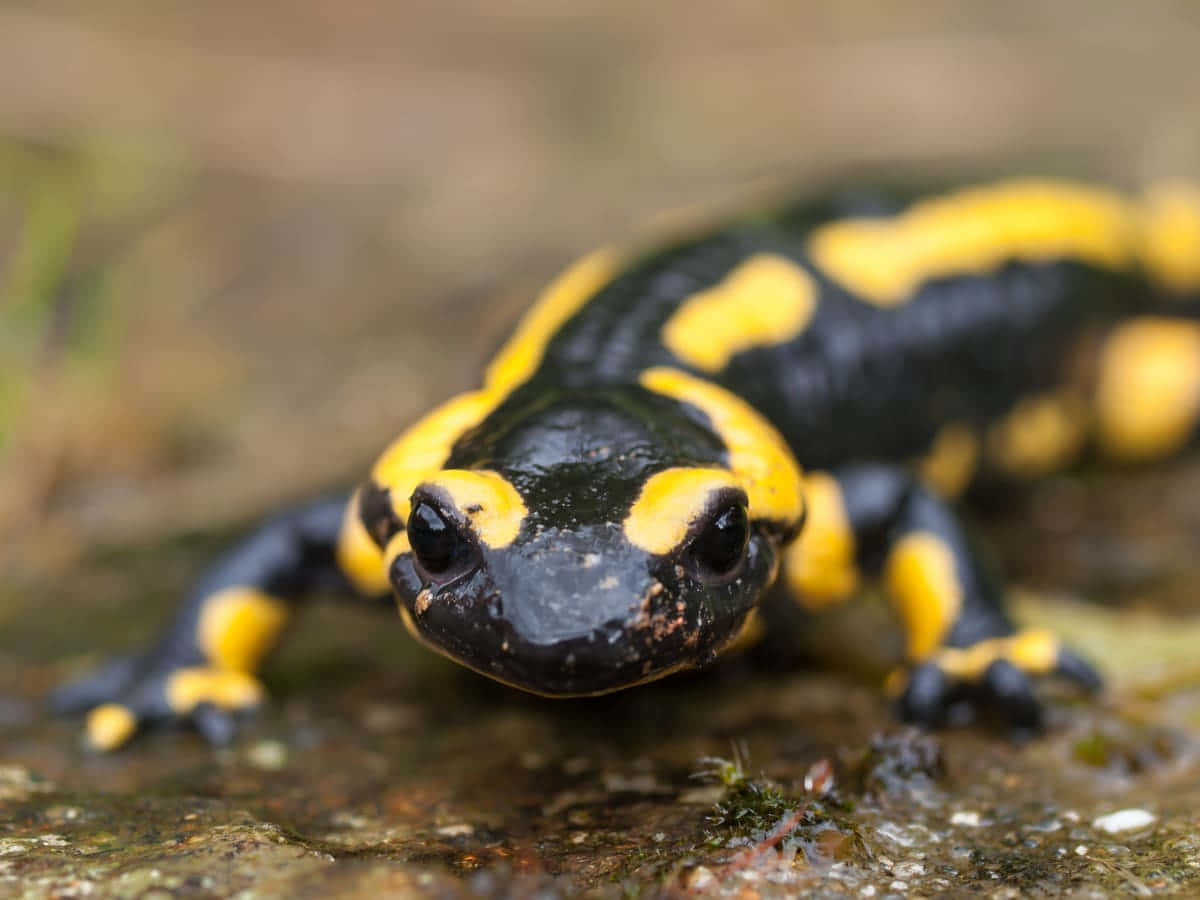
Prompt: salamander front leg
<box><xmin>783</xmin><ymin>464</ymin><xmax>1100</xmax><ymax>733</ymax></box>
<box><xmin>53</xmin><ymin>493</ymin><xmax>389</xmax><ymax>750</ymax></box>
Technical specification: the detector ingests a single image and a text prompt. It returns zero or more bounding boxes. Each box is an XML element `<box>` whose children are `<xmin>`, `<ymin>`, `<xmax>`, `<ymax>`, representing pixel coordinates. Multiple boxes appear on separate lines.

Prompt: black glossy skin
<box><xmin>55</xmin><ymin>179</ymin><xmax>1200</xmax><ymax>746</ymax></box>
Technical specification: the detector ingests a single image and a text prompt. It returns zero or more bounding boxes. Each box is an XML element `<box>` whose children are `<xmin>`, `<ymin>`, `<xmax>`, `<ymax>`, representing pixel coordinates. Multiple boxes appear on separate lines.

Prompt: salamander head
<box><xmin>362</xmin><ymin>379</ymin><xmax>804</xmax><ymax>696</ymax></box>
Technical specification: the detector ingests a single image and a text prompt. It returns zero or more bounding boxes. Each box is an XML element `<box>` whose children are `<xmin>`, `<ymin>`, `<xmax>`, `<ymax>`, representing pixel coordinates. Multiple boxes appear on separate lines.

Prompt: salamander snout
<box><xmin>391</xmin><ymin>519</ymin><xmax>778</xmax><ymax>696</ymax></box>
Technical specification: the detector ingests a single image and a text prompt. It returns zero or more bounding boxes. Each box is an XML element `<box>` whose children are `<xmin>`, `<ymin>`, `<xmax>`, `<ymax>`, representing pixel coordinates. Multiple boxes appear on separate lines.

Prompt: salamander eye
<box><xmin>408</xmin><ymin>500</ymin><xmax>477</xmax><ymax>579</ymax></box>
<box><xmin>690</xmin><ymin>502</ymin><xmax>749</xmax><ymax>580</ymax></box>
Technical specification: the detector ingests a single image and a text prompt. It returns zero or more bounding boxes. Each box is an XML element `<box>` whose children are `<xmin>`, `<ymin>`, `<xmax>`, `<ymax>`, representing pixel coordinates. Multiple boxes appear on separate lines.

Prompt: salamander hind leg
<box><xmin>783</xmin><ymin>464</ymin><xmax>1100</xmax><ymax>734</ymax></box>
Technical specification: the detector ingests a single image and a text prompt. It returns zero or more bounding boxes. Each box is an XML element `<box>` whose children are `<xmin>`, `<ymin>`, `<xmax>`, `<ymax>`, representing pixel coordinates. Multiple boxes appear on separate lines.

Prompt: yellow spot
<box><xmin>623</xmin><ymin>467</ymin><xmax>742</xmax><ymax>554</ymax></box>
<box><xmin>165</xmin><ymin>667</ymin><xmax>265</xmax><ymax>714</ymax></box>
<box><xmin>808</xmin><ymin>179</ymin><xmax>1134</xmax><ymax>306</ymax></box>
<box><xmin>1139</xmin><ymin>181</ymin><xmax>1200</xmax><ymax>293</ymax></box>
<box><xmin>484</xmin><ymin>247</ymin><xmax>620</xmax><ymax>394</ymax></box>
<box><xmin>986</xmin><ymin>390</ymin><xmax>1089</xmax><ymax>478</ymax></box>
<box><xmin>336</xmin><ymin>489</ymin><xmax>390</xmax><ymax>596</ymax></box>
<box><xmin>933</xmin><ymin>627</ymin><xmax>1060</xmax><ymax>681</ymax></box>
<box><xmin>661</xmin><ymin>253</ymin><xmax>818</xmax><ymax>372</ymax></box>
<box><xmin>784</xmin><ymin>472</ymin><xmax>859</xmax><ymax>608</ymax></box>
<box><xmin>884</xmin><ymin>532</ymin><xmax>963</xmax><ymax>661</ymax></box>
<box><xmin>197</xmin><ymin>587</ymin><xmax>289</xmax><ymax>674</ymax></box>
<box><xmin>423</xmin><ymin>469</ymin><xmax>527</xmax><ymax>548</ymax></box>
<box><xmin>639</xmin><ymin>367</ymin><xmax>805</xmax><ymax>529</ymax></box>
<box><xmin>917</xmin><ymin>423</ymin><xmax>980</xmax><ymax>498</ymax></box>
<box><xmin>86</xmin><ymin>703</ymin><xmax>137</xmax><ymax>751</ymax></box>
<box><xmin>1095</xmin><ymin>317</ymin><xmax>1200</xmax><ymax>461</ymax></box>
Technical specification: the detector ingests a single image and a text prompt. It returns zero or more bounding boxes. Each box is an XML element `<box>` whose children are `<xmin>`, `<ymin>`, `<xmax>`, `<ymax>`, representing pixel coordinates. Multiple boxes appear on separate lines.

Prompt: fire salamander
<box><xmin>55</xmin><ymin>177</ymin><xmax>1200</xmax><ymax>751</ymax></box>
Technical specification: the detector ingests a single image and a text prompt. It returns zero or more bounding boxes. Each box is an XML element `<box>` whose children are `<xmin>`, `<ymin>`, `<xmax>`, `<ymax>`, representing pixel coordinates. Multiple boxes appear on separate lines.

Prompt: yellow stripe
<box><xmin>661</xmin><ymin>253</ymin><xmax>818</xmax><ymax>372</ymax></box>
<box><xmin>784</xmin><ymin>471</ymin><xmax>859</xmax><ymax>609</ymax></box>
<box><xmin>809</xmin><ymin>179</ymin><xmax>1134</xmax><ymax>306</ymax></box>
<box><xmin>484</xmin><ymin>247</ymin><xmax>620</xmax><ymax>394</ymax></box>
<box><xmin>336</xmin><ymin>489</ymin><xmax>390</xmax><ymax>595</ymax></box>
<box><xmin>884</xmin><ymin>532</ymin><xmax>963</xmax><ymax>661</ymax></box>
<box><xmin>639</xmin><ymin>367</ymin><xmax>804</xmax><ymax>529</ymax></box>
<box><xmin>623</xmin><ymin>467</ymin><xmax>742</xmax><ymax>555</ymax></box>
<box><xmin>196</xmin><ymin>586</ymin><xmax>289</xmax><ymax>674</ymax></box>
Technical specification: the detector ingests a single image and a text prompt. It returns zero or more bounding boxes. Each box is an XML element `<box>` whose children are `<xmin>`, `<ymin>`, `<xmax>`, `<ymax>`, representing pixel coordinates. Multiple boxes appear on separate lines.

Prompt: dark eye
<box><xmin>691</xmin><ymin>503</ymin><xmax>749</xmax><ymax>578</ymax></box>
<box><xmin>408</xmin><ymin>500</ymin><xmax>475</xmax><ymax>578</ymax></box>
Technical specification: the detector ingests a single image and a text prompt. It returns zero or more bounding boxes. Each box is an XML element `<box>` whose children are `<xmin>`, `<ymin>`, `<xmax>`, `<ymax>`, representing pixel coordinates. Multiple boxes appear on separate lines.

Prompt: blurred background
<box><xmin>2</xmin><ymin>1</ymin><xmax>1199</xmax><ymax>581</ymax></box>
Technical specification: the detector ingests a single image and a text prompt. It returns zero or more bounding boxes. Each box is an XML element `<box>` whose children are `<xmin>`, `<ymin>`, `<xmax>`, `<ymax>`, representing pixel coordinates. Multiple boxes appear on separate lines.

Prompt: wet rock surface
<box><xmin>7</xmin><ymin>462</ymin><xmax>1200</xmax><ymax>897</ymax></box>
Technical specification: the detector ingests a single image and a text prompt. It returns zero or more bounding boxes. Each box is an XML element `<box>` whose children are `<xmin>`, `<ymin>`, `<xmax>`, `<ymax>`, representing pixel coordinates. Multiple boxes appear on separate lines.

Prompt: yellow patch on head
<box><xmin>85</xmin><ymin>703</ymin><xmax>137</xmax><ymax>752</ymax></box>
<box><xmin>336</xmin><ymin>489</ymin><xmax>390</xmax><ymax>596</ymax></box>
<box><xmin>883</xmin><ymin>532</ymin><xmax>963</xmax><ymax>661</ymax></box>
<box><xmin>917</xmin><ymin>422</ymin><xmax>980</xmax><ymax>498</ymax></box>
<box><xmin>484</xmin><ymin>247</ymin><xmax>620</xmax><ymax>394</ymax></box>
<box><xmin>1139</xmin><ymin>181</ymin><xmax>1200</xmax><ymax>293</ymax></box>
<box><xmin>784</xmin><ymin>471</ymin><xmax>859</xmax><ymax>609</ymax></box>
<box><xmin>639</xmin><ymin>367</ymin><xmax>804</xmax><ymax>529</ymax></box>
<box><xmin>986</xmin><ymin>389</ymin><xmax>1090</xmax><ymax>478</ymax></box>
<box><xmin>1094</xmin><ymin>317</ymin><xmax>1200</xmax><ymax>461</ymax></box>
<box><xmin>808</xmin><ymin>179</ymin><xmax>1134</xmax><ymax>306</ymax></box>
<box><xmin>661</xmin><ymin>253</ymin><xmax>818</xmax><ymax>372</ymax></box>
<box><xmin>197</xmin><ymin>587</ymin><xmax>289</xmax><ymax>674</ymax></box>
<box><xmin>623</xmin><ymin>467</ymin><xmax>743</xmax><ymax>555</ymax></box>
<box><xmin>164</xmin><ymin>667</ymin><xmax>265</xmax><ymax>714</ymax></box>
<box><xmin>423</xmin><ymin>469</ymin><xmax>528</xmax><ymax>548</ymax></box>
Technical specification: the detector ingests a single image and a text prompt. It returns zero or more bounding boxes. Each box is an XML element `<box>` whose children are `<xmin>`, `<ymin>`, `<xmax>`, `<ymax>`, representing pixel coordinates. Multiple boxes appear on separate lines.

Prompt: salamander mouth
<box><xmin>400</xmin><ymin>604</ymin><xmax>703</xmax><ymax>696</ymax></box>
<box><xmin>396</xmin><ymin>582</ymin><xmax>749</xmax><ymax>697</ymax></box>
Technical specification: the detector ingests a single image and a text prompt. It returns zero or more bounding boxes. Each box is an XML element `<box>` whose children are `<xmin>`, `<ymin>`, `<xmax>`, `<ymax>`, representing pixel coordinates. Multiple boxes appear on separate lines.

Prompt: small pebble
<box><xmin>245</xmin><ymin>740</ymin><xmax>288</xmax><ymax>771</ymax></box>
<box><xmin>1092</xmin><ymin>809</ymin><xmax>1156</xmax><ymax>834</ymax></box>
<box><xmin>950</xmin><ymin>811</ymin><xmax>981</xmax><ymax>827</ymax></box>
<box><xmin>436</xmin><ymin>823</ymin><xmax>474</xmax><ymax>837</ymax></box>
